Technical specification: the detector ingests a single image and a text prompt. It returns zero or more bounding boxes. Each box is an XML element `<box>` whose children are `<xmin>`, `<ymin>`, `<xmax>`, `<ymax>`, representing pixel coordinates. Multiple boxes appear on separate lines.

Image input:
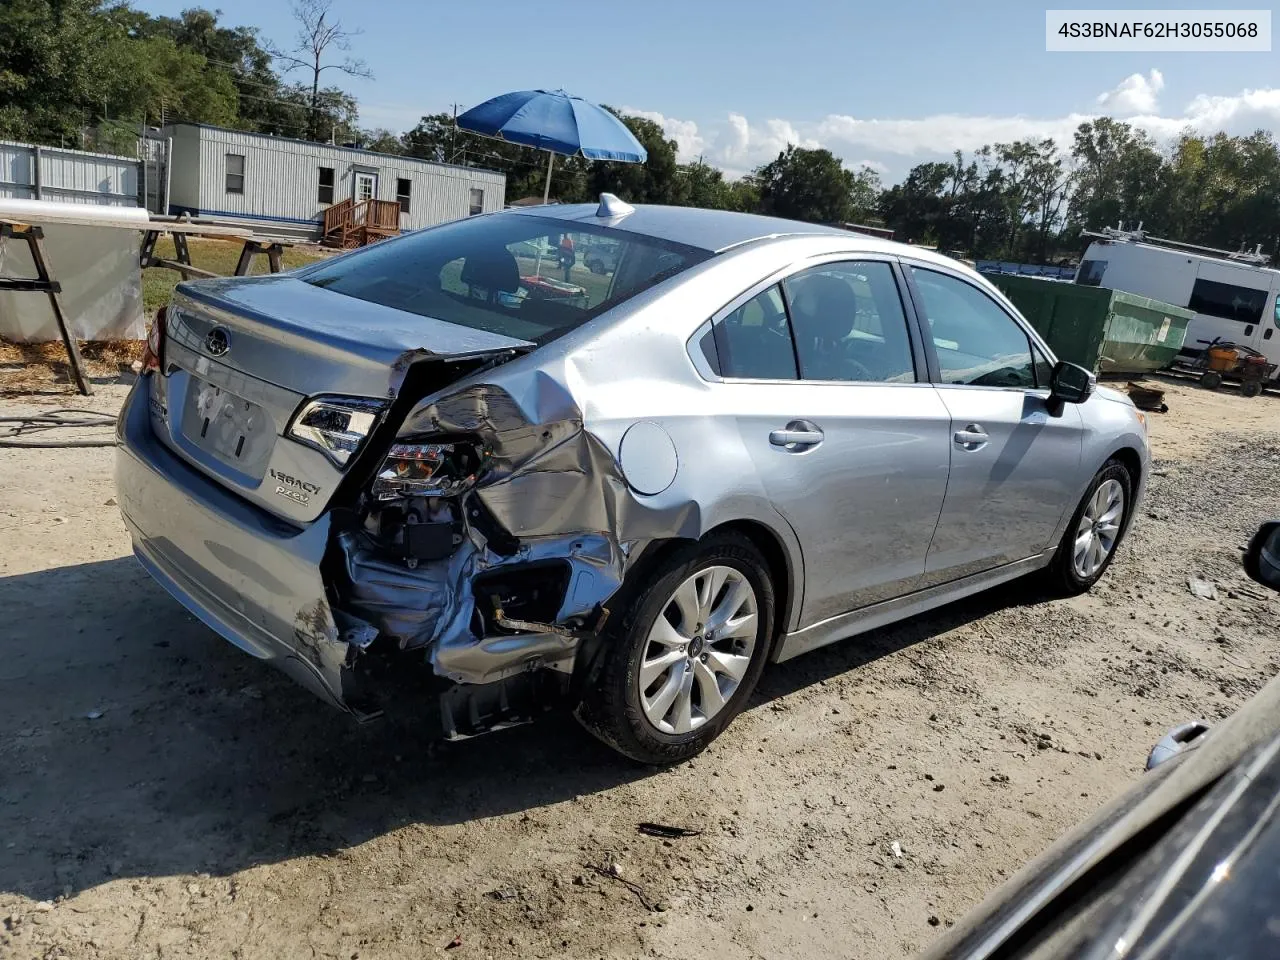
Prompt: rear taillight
<box><xmin>371</xmin><ymin>442</ymin><xmax>486</xmax><ymax>500</ymax></box>
<box><xmin>287</xmin><ymin>396</ymin><xmax>385</xmax><ymax>466</ymax></box>
<box><xmin>141</xmin><ymin>306</ymin><xmax>167</xmax><ymax>374</ymax></box>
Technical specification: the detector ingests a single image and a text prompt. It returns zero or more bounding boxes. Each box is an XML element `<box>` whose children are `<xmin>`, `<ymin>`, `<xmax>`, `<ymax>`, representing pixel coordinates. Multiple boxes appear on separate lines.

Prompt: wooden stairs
<box><xmin>322</xmin><ymin>198</ymin><xmax>402</xmax><ymax>249</ymax></box>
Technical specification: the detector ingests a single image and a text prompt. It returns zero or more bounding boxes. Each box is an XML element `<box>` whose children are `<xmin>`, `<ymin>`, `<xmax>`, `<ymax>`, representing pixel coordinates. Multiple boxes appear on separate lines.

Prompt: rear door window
<box><xmin>713</xmin><ymin>285</ymin><xmax>798</xmax><ymax>380</ymax></box>
<box><xmin>911</xmin><ymin>267</ymin><xmax>1035</xmax><ymax>388</ymax></box>
<box><xmin>782</xmin><ymin>261</ymin><xmax>916</xmax><ymax>383</ymax></box>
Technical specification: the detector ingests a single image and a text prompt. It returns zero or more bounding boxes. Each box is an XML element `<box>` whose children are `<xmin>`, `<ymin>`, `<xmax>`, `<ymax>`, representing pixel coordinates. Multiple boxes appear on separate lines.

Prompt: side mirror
<box><xmin>1244</xmin><ymin>521</ymin><xmax>1280</xmax><ymax>591</ymax></box>
<box><xmin>1146</xmin><ymin>720</ymin><xmax>1211</xmax><ymax>770</ymax></box>
<box><xmin>1049</xmin><ymin>360</ymin><xmax>1096</xmax><ymax>405</ymax></box>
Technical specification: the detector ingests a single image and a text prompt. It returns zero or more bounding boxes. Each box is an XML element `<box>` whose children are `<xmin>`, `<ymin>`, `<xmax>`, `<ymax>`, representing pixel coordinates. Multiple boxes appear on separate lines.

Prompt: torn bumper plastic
<box><xmin>115</xmin><ymin>382</ymin><xmax>364</xmax><ymax>714</ymax></box>
<box><xmin>336</xmin><ymin>528</ymin><xmax>625</xmax><ymax>685</ymax></box>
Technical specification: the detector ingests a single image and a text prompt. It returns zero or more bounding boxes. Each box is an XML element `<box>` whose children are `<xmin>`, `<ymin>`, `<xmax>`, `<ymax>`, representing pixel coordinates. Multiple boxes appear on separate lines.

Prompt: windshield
<box><xmin>299</xmin><ymin>214</ymin><xmax>711</xmax><ymax>344</ymax></box>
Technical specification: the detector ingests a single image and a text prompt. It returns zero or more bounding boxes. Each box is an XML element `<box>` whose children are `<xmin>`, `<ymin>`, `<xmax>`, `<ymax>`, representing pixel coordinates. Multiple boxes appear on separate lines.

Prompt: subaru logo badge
<box><xmin>205</xmin><ymin>326</ymin><xmax>231</xmax><ymax>357</ymax></box>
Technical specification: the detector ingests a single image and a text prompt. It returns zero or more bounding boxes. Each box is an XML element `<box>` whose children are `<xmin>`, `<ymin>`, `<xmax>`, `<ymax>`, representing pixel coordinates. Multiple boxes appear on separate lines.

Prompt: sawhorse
<box><xmin>0</xmin><ymin>222</ymin><xmax>92</xmax><ymax>395</ymax></box>
<box><xmin>139</xmin><ymin>230</ymin><xmax>291</xmax><ymax>279</ymax></box>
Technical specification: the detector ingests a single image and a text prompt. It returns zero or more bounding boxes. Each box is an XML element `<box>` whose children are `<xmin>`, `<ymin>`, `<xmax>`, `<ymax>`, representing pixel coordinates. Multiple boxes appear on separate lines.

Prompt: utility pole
<box><xmin>451</xmin><ymin>103</ymin><xmax>459</xmax><ymax>164</ymax></box>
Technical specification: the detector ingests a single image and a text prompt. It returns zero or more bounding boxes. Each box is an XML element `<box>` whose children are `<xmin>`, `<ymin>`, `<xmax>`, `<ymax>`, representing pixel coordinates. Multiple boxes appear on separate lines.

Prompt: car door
<box><xmin>906</xmin><ymin>264</ymin><xmax>1084</xmax><ymax>585</ymax></box>
<box><xmin>1186</xmin><ymin>265</ymin><xmax>1272</xmax><ymax>356</ymax></box>
<box><xmin>702</xmin><ymin>258</ymin><xmax>952</xmax><ymax>627</ymax></box>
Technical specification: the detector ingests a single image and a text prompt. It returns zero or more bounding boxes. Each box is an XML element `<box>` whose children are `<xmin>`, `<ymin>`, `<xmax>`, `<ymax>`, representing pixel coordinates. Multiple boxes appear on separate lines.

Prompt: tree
<box><xmin>105</xmin><ymin>35</ymin><xmax>239</xmax><ymax>129</ymax></box>
<box><xmin>584</xmin><ymin>112</ymin><xmax>680</xmax><ymax>204</ymax></box>
<box><xmin>0</xmin><ymin>0</ymin><xmax>117</xmax><ymax>144</ymax></box>
<box><xmin>848</xmin><ymin>165</ymin><xmax>882</xmax><ymax>221</ymax></box>
<box><xmin>361</xmin><ymin>128</ymin><xmax>405</xmax><ymax>155</ymax></box>
<box><xmin>754</xmin><ymin>146</ymin><xmax>862</xmax><ymax>223</ymax></box>
<box><xmin>1069</xmin><ymin>118</ymin><xmax>1164</xmax><ymax>232</ymax></box>
<box><xmin>270</xmin><ymin>0</ymin><xmax>371</xmax><ymax>141</ymax></box>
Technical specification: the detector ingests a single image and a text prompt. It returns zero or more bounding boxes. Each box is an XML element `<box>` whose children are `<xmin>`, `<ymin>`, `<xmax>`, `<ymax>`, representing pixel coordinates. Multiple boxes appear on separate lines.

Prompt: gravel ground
<box><xmin>1</xmin><ymin>376</ymin><xmax>1277</xmax><ymax>960</ymax></box>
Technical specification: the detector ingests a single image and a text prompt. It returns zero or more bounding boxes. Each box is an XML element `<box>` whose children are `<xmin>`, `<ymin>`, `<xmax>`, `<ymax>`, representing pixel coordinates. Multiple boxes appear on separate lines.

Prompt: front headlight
<box><xmin>287</xmin><ymin>396</ymin><xmax>385</xmax><ymax>466</ymax></box>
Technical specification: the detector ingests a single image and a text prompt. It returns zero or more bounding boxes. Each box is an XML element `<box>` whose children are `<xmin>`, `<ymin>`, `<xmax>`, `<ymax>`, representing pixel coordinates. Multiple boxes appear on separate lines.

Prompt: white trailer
<box><xmin>1076</xmin><ymin>227</ymin><xmax>1280</xmax><ymax>371</ymax></box>
<box><xmin>159</xmin><ymin>123</ymin><xmax>506</xmax><ymax>238</ymax></box>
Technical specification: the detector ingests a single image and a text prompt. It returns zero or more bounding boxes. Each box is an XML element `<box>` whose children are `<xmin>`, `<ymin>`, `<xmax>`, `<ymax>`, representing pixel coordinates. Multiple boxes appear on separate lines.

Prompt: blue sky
<box><xmin>136</xmin><ymin>0</ymin><xmax>1279</xmax><ymax>180</ymax></box>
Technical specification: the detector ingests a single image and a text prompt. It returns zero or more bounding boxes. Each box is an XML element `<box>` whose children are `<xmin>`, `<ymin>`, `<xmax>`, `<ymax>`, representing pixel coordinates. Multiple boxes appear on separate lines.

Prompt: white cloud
<box><xmin>613</xmin><ymin>74</ymin><xmax>1280</xmax><ymax>183</ymax></box>
<box><xmin>620</xmin><ymin>107</ymin><xmax>822</xmax><ymax>176</ymax></box>
<box><xmin>619</xmin><ymin>106</ymin><xmax>706</xmax><ymax>162</ymax></box>
<box><xmin>716</xmin><ymin>113</ymin><xmax>820</xmax><ymax>173</ymax></box>
<box><xmin>814</xmin><ymin>112</ymin><xmax>1095</xmax><ymax>158</ymax></box>
<box><xmin>851</xmin><ymin>159</ymin><xmax>890</xmax><ymax>175</ymax></box>
<box><xmin>1097</xmin><ymin>69</ymin><xmax>1165</xmax><ymax>115</ymax></box>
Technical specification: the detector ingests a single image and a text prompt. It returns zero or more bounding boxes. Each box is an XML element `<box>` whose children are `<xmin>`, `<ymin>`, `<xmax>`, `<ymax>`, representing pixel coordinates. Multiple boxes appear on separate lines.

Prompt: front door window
<box><xmin>354</xmin><ymin>172</ymin><xmax>377</xmax><ymax>202</ymax></box>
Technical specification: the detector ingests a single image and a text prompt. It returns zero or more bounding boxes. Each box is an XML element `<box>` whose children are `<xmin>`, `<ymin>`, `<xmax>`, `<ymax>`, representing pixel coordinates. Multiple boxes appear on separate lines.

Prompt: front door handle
<box><xmin>770</xmin><ymin>420</ymin><xmax>824</xmax><ymax>450</ymax></box>
<box><xmin>1245</xmin><ymin>324</ymin><xmax>1255</xmax><ymax>336</ymax></box>
<box><xmin>1265</xmin><ymin>328</ymin><xmax>1274</xmax><ymax>340</ymax></box>
<box><xmin>953</xmin><ymin>424</ymin><xmax>989</xmax><ymax>448</ymax></box>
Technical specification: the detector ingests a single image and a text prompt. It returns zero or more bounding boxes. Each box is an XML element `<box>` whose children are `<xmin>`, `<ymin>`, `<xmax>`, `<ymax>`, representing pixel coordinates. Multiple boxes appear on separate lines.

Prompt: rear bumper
<box><xmin>115</xmin><ymin>378</ymin><xmax>358</xmax><ymax>713</ymax></box>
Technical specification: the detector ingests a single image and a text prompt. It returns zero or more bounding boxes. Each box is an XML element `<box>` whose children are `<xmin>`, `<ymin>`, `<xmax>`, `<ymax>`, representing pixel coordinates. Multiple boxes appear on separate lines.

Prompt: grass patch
<box><xmin>143</xmin><ymin>237</ymin><xmax>330</xmax><ymax>314</ymax></box>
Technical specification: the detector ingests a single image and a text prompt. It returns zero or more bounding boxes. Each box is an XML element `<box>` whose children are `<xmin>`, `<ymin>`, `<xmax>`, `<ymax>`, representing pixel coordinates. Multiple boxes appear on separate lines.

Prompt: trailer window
<box><xmin>225</xmin><ymin>154</ymin><xmax>245</xmax><ymax>194</ymax></box>
<box><xmin>1188</xmin><ymin>278</ymin><xmax>1267</xmax><ymax>325</ymax></box>
<box><xmin>317</xmin><ymin>167</ymin><xmax>335</xmax><ymax>204</ymax></box>
<box><xmin>396</xmin><ymin>178</ymin><xmax>411</xmax><ymax>214</ymax></box>
<box><xmin>469</xmin><ymin>188</ymin><xmax>484</xmax><ymax>216</ymax></box>
<box><xmin>1077</xmin><ymin>259</ymin><xmax>1106</xmax><ymax>286</ymax></box>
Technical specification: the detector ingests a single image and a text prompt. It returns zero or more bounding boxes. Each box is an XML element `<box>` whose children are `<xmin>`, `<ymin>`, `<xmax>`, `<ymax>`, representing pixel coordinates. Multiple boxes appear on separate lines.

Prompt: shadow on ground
<box><xmin>0</xmin><ymin>555</ymin><xmax>1044</xmax><ymax>900</ymax></box>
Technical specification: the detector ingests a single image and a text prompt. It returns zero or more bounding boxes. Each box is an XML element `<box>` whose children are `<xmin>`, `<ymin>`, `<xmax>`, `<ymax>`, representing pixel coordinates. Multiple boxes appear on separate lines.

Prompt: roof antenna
<box><xmin>596</xmin><ymin>193</ymin><xmax>634</xmax><ymax>218</ymax></box>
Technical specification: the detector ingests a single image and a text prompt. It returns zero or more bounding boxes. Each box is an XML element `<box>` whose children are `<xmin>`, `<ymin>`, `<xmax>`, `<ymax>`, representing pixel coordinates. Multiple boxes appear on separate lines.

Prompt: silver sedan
<box><xmin>116</xmin><ymin>196</ymin><xmax>1150</xmax><ymax>763</ymax></box>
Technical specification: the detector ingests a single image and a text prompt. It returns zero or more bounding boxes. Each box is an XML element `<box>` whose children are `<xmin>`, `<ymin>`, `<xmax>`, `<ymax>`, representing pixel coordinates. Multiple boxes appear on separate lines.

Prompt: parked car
<box><xmin>116</xmin><ymin>196</ymin><xmax>1150</xmax><ymax>764</ymax></box>
<box><xmin>583</xmin><ymin>244</ymin><xmax>619</xmax><ymax>274</ymax></box>
<box><xmin>922</xmin><ymin>521</ymin><xmax>1280</xmax><ymax>960</ymax></box>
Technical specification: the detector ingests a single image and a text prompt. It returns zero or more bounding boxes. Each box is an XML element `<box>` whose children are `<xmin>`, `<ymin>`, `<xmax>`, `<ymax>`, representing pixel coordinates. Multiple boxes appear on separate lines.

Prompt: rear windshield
<box><xmin>299</xmin><ymin>214</ymin><xmax>711</xmax><ymax>344</ymax></box>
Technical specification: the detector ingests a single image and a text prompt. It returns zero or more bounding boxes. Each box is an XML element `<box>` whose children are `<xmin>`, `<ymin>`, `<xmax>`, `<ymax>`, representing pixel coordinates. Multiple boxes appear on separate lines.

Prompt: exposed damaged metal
<box><xmin>329</xmin><ymin>375</ymin><xmax>648</xmax><ymax>691</ymax></box>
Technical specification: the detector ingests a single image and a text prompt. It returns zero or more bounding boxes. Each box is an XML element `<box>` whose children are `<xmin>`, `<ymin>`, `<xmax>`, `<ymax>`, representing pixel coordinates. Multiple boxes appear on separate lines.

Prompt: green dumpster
<box><xmin>986</xmin><ymin>274</ymin><xmax>1194</xmax><ymax>375</ymax></box>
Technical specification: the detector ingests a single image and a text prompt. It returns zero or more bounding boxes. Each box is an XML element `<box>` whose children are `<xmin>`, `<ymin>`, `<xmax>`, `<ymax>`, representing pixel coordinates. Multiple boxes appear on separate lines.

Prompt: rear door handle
<box><xmin>1245</xmin><ymin>324</ymin><xmax>1255</xmax><ymax>336</ymax></box>
<box><xmin>953</xmin><ymin>424</ymin><xmax>989</xmax><ymax>448</ymax></box>
<box><xmin>770</xmin><ymin>421</ymin><xmax>824</xmax><ymax>450</ymax></box>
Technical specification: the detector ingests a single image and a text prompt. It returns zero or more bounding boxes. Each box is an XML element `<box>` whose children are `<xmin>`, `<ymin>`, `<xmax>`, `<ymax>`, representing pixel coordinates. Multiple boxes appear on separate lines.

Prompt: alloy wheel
<box><xmin>1073</xmin><ymin>478</ymin><xmax>1125</xmax><ymax>579</ymax></box>
<box><xmin>638</xmin><ymin>565</ymin><xmax>759</xmax><ymax>735</ymax></box>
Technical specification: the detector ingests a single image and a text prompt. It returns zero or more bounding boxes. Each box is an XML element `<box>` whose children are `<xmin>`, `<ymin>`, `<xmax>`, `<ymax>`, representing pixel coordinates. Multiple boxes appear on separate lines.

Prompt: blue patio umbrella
<box><xmin>457</xmin><ymin>89</ymin><xmax>648</xmax><ymax>204</ymax></box>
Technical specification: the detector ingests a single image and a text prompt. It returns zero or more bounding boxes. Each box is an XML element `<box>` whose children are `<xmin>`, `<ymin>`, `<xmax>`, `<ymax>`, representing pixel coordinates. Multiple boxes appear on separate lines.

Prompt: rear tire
<box><xmin>1241</xmin><ymin>380</ymin><xmax>1263</xmax><ymax>398</ymax></box>
<box><xmin>1045</xmin><ymin>459</ymin><xmax>1133</xmax><ymax>596</ymax></box>
<box><xmin>576</xmin><ymin>533</ymin><xmax>774</xmax><ymax>765</ymax></box>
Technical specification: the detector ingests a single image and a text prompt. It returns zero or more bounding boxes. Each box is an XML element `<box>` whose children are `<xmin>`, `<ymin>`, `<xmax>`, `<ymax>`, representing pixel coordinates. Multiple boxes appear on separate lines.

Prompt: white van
<box><xmin>1076</xmin><ymin>228</ymin><xmax>1280</xmax><ymax>372</ymax></box>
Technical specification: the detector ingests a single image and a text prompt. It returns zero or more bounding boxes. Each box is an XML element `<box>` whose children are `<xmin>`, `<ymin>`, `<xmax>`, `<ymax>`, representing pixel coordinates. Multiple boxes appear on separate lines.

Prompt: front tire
<box><xmin>576</xmin><ymin>533</ymin><xmax>774</xmax><ymax>764</ymax></box>
<box><xmin>1045</xmin><ymin>459</ymin><xmax>1133</xmax><ymax>595</ymax></box>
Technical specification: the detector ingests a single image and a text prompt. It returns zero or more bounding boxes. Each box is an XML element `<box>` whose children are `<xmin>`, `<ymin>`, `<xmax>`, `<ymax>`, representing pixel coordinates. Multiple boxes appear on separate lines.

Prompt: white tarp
<box><xmin>0</xmin><ymin>198</ymin><xmax>148</xmax><ymax>343</ymax></box>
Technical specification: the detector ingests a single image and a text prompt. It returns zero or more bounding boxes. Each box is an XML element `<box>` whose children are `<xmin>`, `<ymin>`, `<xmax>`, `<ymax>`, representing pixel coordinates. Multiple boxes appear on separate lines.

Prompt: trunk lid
<box><xmin>150</xmin><ymin>275</ymin><xmax>531</xmax><ymax>524</ymax></box>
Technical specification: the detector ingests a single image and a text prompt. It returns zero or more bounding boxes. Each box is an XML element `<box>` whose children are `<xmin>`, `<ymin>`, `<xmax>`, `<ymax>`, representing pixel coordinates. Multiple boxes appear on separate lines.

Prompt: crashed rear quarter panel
<box><xmin>389</xmin><ymin>238</ymin><xmax>837</xmax><ymax>634</ymax></box>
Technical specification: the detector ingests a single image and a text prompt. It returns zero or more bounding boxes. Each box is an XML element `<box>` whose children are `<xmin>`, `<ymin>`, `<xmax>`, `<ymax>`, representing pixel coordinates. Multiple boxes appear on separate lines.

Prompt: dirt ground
<box><xmin>1</xmin><ymin>374</ymin><xmax>1277</xmax><ymax>960</ymax></box>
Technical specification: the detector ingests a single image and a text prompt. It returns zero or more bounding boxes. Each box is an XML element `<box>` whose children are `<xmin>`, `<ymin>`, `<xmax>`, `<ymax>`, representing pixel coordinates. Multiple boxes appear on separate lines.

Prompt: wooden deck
<box><xmin>322</xmin><ymin>198</ymin><xmax>402</xmax><ymax>249</ymax></box>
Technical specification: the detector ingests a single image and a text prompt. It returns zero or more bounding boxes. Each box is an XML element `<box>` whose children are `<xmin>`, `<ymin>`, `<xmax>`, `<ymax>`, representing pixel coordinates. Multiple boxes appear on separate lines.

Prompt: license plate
<box><xmin>181</xmin><ymin>378</ymin><xmax>270</xmax><ymax>467</ymax></box>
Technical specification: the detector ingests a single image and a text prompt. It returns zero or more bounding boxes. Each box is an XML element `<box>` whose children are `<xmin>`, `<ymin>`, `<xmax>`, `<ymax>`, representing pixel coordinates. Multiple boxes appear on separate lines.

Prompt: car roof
<box><xmin>506</xmin><ymin>202</ymin><xmax>860</xmax><ymax>254</ymax></box>
<box><xmin>504</xmin><ymin>202</ymin><xmax>980</xmax><ymax>278</ymax></box>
